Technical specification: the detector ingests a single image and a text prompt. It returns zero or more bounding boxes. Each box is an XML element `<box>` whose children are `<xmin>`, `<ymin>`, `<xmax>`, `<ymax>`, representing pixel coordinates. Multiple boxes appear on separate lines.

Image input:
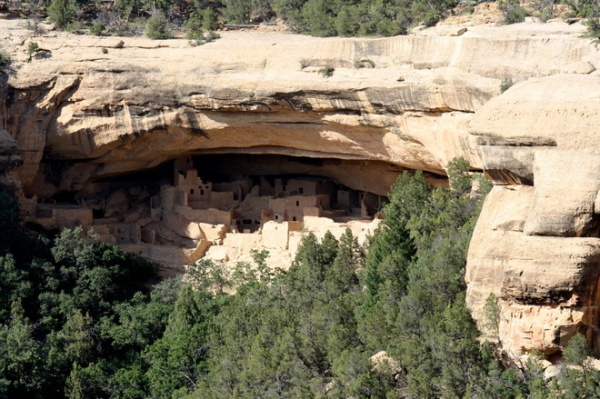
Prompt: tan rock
<box><xmin>370</xmin><ymin>351</ymin><xmax>399</xmax><ymax>372</ymax></box>
<box><xmin>562</xmin><ymin>61</ymin><xmax>595</xmax><ymax>74</ymax></box>
<box><xmin>303</xmin><ymin>216</ymin><xmax>336</xmax><ymax>232</ymax></box>
<box><xmin>501</xmin><ymin>236</ymin><xmax>600</xmax><ymax>303</ymax></box>
<box><xmin>466</xmin><ymin>185</ymin><xmax>534</xmax><ymax>323</ymax></box>
<box><xmin>523</xmin><ymin>150</ymin><xmax>600</xmax><ymax>237</ymax></box>
<box><xmin>163</xmin><ymin>213</ymin><xmax>203</xmax><ymax>240</ymax></box>
<box><xmin>544</xmin><ymin>365</ymin><xmax>563</xmax><ymax>379</ymax></box>
<box><xmin>479</xmin><ymin>146</ymin><xmax>534</xmax><ymax>185</ymax></box>
<box><xmin>198</xmin><ymin>223</ymin><xmax>227</xmax><ymax>242</ymax></box>
<box><xmin>205</xmin><ymin>245</ymin><xmax>229</xmax><ymax>262</ymax></box>
<box><xmin>261</xmin><ymin>221</ymin><xmax>289</xmax><ymax>250</ymax></box>
<box><xmin>469</xmin><ymin>75</ymin><xmax>600</xmax><ymax>150</ymax></box>
<box><xmin>468</xmin><ymin>74</ymin><xmax>600</xmax><ymax>358</ymax></box>
<box><xmin>499</xmin><ymin>302</ymin><xmax>583</xmax><ymax>356</ymax></box>
<box><xmin>2</xmin><ymin>19</ymin><xmax>594</xmax><ymax>198</ymax></box>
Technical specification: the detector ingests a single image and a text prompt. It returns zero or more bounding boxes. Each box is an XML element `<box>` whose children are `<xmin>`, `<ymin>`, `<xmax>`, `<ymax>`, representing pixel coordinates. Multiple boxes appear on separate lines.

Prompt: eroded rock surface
<box><xmin>466</xmin><ymin>74</ymin><xmax>600</xmax><ymax>357</ymax></box>
<box><xmin>1</xmin><ymin>19</ymin><xmax>596</xmax><ymax>199</ymax></box>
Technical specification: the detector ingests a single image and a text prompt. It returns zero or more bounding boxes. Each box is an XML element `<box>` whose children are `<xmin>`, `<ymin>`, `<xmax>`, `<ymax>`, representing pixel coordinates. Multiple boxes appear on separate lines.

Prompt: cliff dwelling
<box><xmin>24</xmin><ymin>153</ymin><xmax>399</xmax><ymax>273</ymax></box>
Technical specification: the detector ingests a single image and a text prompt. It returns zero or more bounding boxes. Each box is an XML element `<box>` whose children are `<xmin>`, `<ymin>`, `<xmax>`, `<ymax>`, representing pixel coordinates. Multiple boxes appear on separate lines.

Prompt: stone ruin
<box><xmin>24</xmin><ymin>156</ymin><xmax>383</xmax><ymax>274</ymax></box>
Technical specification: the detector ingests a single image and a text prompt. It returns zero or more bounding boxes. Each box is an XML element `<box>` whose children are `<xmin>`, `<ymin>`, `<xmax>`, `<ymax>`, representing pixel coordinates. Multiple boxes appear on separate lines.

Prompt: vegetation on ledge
<box><xmin>4</xmin><ymin>0</ymin><xmax>595</xmax><ymax>40</ymax></box>
<box><xmin>11</xmin><ymin>0</ymin><xmax>430</xmax><ymax>38</ymax></box>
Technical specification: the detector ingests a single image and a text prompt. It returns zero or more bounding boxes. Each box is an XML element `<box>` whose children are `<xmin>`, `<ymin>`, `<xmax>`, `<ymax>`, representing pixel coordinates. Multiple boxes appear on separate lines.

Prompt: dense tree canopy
<box><xmin>0</xmin><ymin>159</ymin><xmax>598</xmax><ymax>398</ymax></box>
<box><xmin>35</xmin><ymin>0</ymin><xmax>461</xmax><ymax>38</ymax></box>
<box><xmin>6</xmin><ymin>0</ymin><xmax>591</xmax><ymax>40</ymax></box>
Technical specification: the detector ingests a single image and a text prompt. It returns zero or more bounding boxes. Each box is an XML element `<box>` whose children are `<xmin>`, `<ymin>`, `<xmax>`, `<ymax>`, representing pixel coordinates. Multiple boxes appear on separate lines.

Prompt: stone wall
<box><xmin>175</xmin><ymin>206</ymin><xmax>234</xmax><ymax>226</ymax></box>
<box><xmin>36</xmin><ymin>206</ymin><xmax>93</xmax><ymax>230</ymax></box>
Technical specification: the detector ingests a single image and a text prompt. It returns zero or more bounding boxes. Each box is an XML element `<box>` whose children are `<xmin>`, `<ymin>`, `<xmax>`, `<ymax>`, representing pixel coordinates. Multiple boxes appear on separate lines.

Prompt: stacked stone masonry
<box><xmin>25</xmin><ymin>156</ymin><xmax>380</xmax><ymax>275</ymax></box>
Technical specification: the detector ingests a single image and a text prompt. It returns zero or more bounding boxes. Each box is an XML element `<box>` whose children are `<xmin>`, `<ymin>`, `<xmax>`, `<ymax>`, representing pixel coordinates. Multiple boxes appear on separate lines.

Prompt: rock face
<box><xmin>1</xmin><ymin>19</ymin><xmax>596</xmax><ymax>199</ymax></box>
<box><xmin>466</xmin><ymin>74</ymin><xmax>600</xmax><ymax>357</ymax></box>
<box><xmin>2</xmin><ymin>18</ymin><xmax>600</xmax><ymax>358</ymax></box>
<box><xmin>0</xmin><ymin>128</ymin><xmax>21</xmax><ymax>172</ymax></box>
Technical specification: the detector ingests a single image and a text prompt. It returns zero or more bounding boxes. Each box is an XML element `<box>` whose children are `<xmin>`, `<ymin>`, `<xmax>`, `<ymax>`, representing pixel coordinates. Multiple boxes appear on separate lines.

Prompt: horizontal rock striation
<box><xmin>467</xmin><ymin>74</ymin><xmax>600</xmax><ymax>357</ymax></box>
<box><xmin>1</xmin><ymin>19</ymin><xmax>597</xmax><ymax>199</ymax></box>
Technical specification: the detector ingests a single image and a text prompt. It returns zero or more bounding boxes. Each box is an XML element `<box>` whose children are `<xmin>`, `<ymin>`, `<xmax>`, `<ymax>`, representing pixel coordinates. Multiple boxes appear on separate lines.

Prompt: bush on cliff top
<box><xmin>11</xmin><ymin>0</ymin><xmax>463</xmax><ymax>38</ymax></box>
<box><xmin>145</xmin><ymin>13</ymin><xmax>172</xmax><ymax>40</ymax></box>
<box><xmin>47</xmin><ymin>0</ymin><xmax>79</xmax><ymax>29</ymax></box>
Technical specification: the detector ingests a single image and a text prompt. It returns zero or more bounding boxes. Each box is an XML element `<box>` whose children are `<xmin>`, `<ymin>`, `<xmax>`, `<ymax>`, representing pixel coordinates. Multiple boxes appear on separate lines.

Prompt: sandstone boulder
<box><xmin>163</xmin><ymin>213</ymin><xmax>203</xmax><ymax>240</ymax></box>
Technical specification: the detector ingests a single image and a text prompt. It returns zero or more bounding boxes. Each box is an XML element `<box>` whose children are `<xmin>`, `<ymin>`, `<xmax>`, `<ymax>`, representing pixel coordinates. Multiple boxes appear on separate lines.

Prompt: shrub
<box><xmin>564</xmin><ymin>0</ymin><xmax>598</xmax><ymax>18</ymax></box>
<box><xmin>584</xmin><ymin>17</ymin><xmax>600</xmax><ymax>39</ymax></box>
<box><xmin>447</xmin><ymin>157</ymin><xmax>472</xmax><ymax>196</ymax></box>
<box><xmin>25</xmin><ymin>19</ymin><xmax>43</xmax><ymax>35</ymax></box>
<box><xmin>539</xmin><ymin>8</ymin><xmax>553</xmax><ymax>22</ymax></box>
<box><xmin>185</xmin><ymin>10</ymin><xmax>204</xmax><ymax>41</ymax></box>
<box><xmin>299</xmin><ymin>58</ymin><xmax>309</xmax><ymax>69</ymax></box>
<box><xmin>90</xmin><ymin>22</ymin><xmax>106</xmax><ymax>36</ymax></box>
<box><xmin>145</xmin><ymin>14</ymin><xmax>171</xmax><ymax>40</ymax></box>
<box><xmin>499</xmin><ymin>0</ymin><xmax>529</xmax><ymax>24</ymax></box>
<box><xmin>335</xmin><ymin>5</ymin><xmax>359</xmax><ymax>36</ymax></box>
<box><xmin>500</xmin><ymin>78</ymin><xmax>514</xmax><ymax>93</ymax></box>
<box><xmin>319</xmin><ymin>65</ymin><xmax>335</xmax><ymax>78</ymax></box>
<box><xmin>353</xmin><ymin>59</ymin><xmax>375</xmax><ymax>69</ymax></box>
<box><xmin>101</xmin><ymin>47</ymin><xmax>108</xmax><ymax>54</ymax></box>
<box><xmin>538</xmin><ymin>7</ymin><xmax>554</xmax><ymax>22</ymax></box>
<box><xmin>563</xmin><ymin>333</ymin><xmax>593</xmax><ymax>365</ymax></box>
<box><xmin>482</xmin><ymin>293</ymin><xmax>500</xmax><ymax>337</ymax></box>
<box><xmin>47</xmin><ymin>0</ymin><xmax>79</xmax><ymax>29</ymax></box>
<box><xmin>202</xmin><ymin>7</ymin><xmax>218</xmax><ymax>31</ymax></box>
<box><xmin>66</xmin><ymin>20</ymin><xmax>84</xmax><ymax>32</ymax></box>
<box><xmin>422</xmin><ymin>10</ymin><xmax>441</xmax><ymax>27</ymax></box>
<box><xmin>27</xmin><ymin>42</ymin><xmax>39</xmax><ymax>57</ymax></box>
<box><xmin>204</xmin><ymin>31</ymin><xmax>220</xmax><ymax>42</ymax></box>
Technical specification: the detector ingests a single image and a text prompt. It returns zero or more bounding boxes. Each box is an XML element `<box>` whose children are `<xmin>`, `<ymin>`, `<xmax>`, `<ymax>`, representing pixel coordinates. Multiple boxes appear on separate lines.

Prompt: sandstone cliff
<box><xmin>2</xmin><ymin>19</ymin><xmax>595</xmax><ymax>198</ymax></box>
<box><xmin>1</xmin><ymin>17</ymin><xmax>600</xmax><ymax>358</ymax></box>
<box><xmin>466</xmin><ymin>74</ymin><xmax>600</xmax><ymax>358</ymax></box>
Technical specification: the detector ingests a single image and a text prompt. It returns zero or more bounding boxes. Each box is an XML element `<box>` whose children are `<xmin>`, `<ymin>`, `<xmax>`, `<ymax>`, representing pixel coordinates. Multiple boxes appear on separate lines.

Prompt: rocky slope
<box><xmin>2</xmin><ymin>17</ymin><xmax>600</xmax><ymax>358</ymax></box>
